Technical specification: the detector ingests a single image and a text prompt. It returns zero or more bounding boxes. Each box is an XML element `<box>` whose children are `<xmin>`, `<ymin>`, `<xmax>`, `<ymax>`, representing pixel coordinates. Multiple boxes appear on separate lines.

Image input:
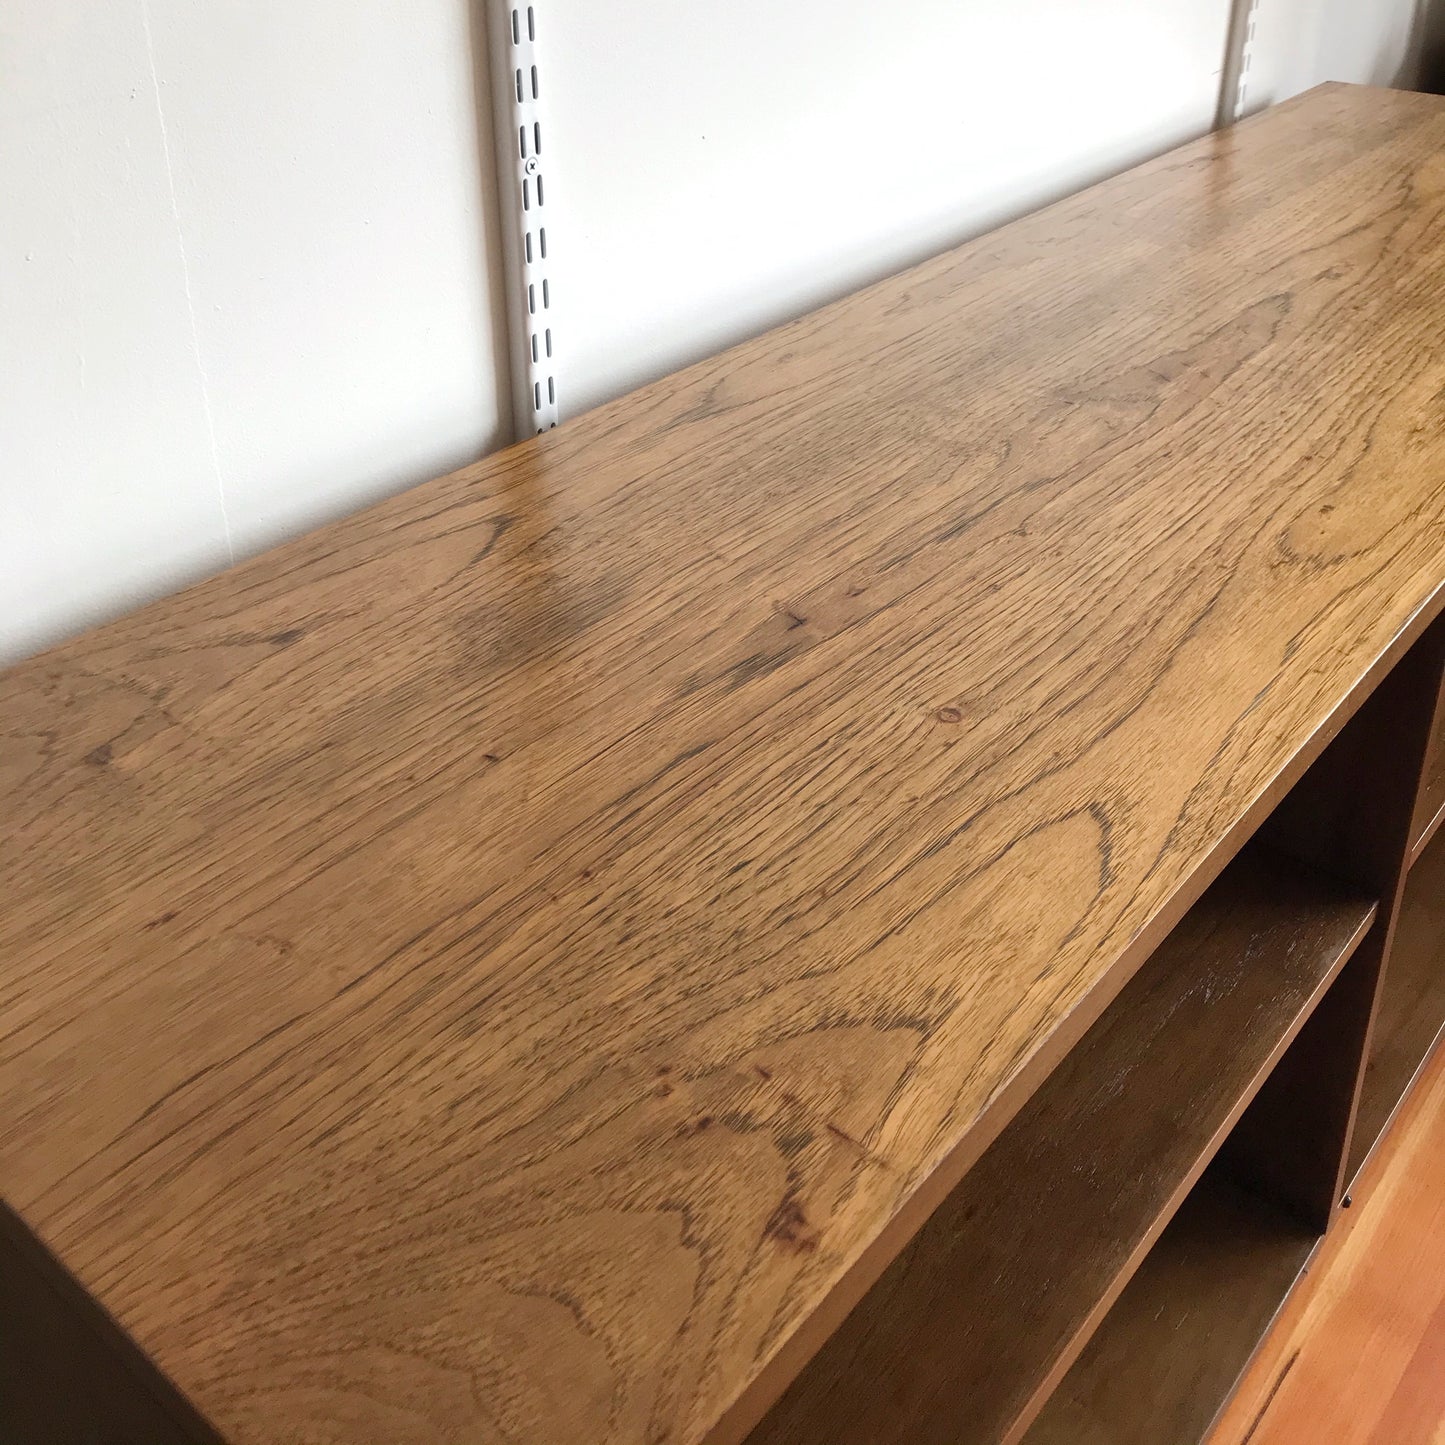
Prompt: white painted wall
<box><xmin>546</xmin><ymin>0</ymin><xmax>1234</xmax><ymax>417</ymax></box>
<box><xmin>1242</xmin><ymin>0</ymin><xmax>1426</xmax><ymax>114</ymax></box>
<box><xmin>0</xmin><ymin>0</ymin><xmax>1435</xmax><ymax>664</ymax></box>
<box><xmin>0</xmin><ymin>0</ymin><xmax>507</xmax><ymax>663</ymax></box>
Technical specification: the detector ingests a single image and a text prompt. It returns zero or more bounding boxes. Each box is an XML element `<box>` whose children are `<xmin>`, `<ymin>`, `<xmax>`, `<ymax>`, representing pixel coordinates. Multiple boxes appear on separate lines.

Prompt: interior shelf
<box><xmin>747</xmin><ymin>842</ymin><xmax>1375</xmax><ymax>1445</ymax></box>
<box><xmin>1021</xmin><ymin>1167</ymin><xmax>1318</xmax><ymax>1445</ymax></box>
<box><xmin>1349</xmin><ymin>822</ymin><xmax>1445</xmax><ymax>1181</ymax></box>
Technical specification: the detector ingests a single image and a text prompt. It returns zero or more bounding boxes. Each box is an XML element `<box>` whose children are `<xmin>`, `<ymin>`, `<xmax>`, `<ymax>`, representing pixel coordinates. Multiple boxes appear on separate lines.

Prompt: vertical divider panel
<box><xmin>1219</xmin><ymin>613</ymin><xmax>1445</xmax><ymax>1229</ymax></box>
<box><xmin>1407</xmin><ymin>665</ymin><xmax>1445</xmax><ymax>862</ymax></box>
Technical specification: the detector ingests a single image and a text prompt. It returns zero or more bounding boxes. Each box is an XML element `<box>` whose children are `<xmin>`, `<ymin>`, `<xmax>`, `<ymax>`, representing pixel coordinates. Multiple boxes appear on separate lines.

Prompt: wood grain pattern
<box><xmin>1209</xmin><ymin>1043</ymin><xmax>1445</xmax><ymax>1445</ymax></box>
<box><xmin>748</xmin><ymin>842</ymin><xmax>1374</xmax><ymax>1445</ymax></box>
<box><xmin>1024</xmin><ymin>1168</ymin><xmax>1319</xmax><ymax>1445</ymax></box>
<box><xmin>4</xmin><ymin>83</ymin><xmax>1445</xmax><ymax>1445</ymax></box>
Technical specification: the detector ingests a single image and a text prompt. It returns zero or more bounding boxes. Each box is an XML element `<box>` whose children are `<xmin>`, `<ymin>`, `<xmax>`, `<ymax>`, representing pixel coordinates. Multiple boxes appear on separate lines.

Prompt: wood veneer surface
<box><xmin>5</xmin><ymin>83</ymin><xmax>1445</xmax><ymax>1445</ymax></box>
<box><xmin>749</xmin><ymin>844</ymin><xmax>1374</xmax><ymax>1445</ymax></box>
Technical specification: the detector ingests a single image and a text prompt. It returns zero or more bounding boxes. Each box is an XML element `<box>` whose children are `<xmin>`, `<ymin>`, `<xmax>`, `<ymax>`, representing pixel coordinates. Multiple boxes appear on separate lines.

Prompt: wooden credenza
<box><xmin>5</xmin><ymin>82</ymin><xmax>1445</xmax><ymax>1445</ymax></box>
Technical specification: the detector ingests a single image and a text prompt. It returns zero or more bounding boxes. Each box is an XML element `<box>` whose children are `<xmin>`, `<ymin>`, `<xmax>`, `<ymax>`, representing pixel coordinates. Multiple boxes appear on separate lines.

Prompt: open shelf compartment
<box><xmin>1349</xmin><ymin>820</ymin><xmax>1445</xmax><ymax>1182</ymax></box>
<box><xmin>1021</xmin><ymin>1162</ymin><xmax>1318</xmax><ymax>1445</ymax></box>
<box><xmin>746</xmin><ymin>838</ymin><xmax>1375</xmax><ymax>1445</ymax></box>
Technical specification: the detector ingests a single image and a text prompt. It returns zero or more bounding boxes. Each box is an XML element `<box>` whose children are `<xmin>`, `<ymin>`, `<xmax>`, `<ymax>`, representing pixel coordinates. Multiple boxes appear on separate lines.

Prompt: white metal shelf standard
<box><xmin>488</xmin><ymin>0</ymin><xmax>560</xmax><ymax>436</ymax></box>
<box><xmin>1216</xmin><ymin>0</ymin><xmax>1263</xmax><ymax>129</ymax></box>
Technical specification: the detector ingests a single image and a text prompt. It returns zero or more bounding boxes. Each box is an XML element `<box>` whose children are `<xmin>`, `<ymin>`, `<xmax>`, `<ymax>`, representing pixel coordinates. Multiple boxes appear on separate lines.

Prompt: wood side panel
<box><xmin>1350</xmin><ymin>822</ymin><xmax>1445</xmax><ymax>1176</ymax></box>
<box><xmin>3</xmin><ymin>86</ymin><xmax>1445</xmax><ymax>1445</ymax></box>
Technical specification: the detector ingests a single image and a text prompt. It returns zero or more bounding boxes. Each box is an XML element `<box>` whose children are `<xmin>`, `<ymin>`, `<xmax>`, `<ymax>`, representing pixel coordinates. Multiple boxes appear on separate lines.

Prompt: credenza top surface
<box><xmin>5</xmin><ymin>82</ymin><xmax>1445</xmax><ymax>1445</ymax></box>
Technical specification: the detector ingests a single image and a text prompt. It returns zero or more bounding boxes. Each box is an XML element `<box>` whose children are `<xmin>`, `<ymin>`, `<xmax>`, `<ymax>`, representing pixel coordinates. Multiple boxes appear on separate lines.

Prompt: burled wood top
<box><xmin>5</xmin><ymin>82</ymin><xmax>1445</xmax><ymax>1445</ymax></box>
